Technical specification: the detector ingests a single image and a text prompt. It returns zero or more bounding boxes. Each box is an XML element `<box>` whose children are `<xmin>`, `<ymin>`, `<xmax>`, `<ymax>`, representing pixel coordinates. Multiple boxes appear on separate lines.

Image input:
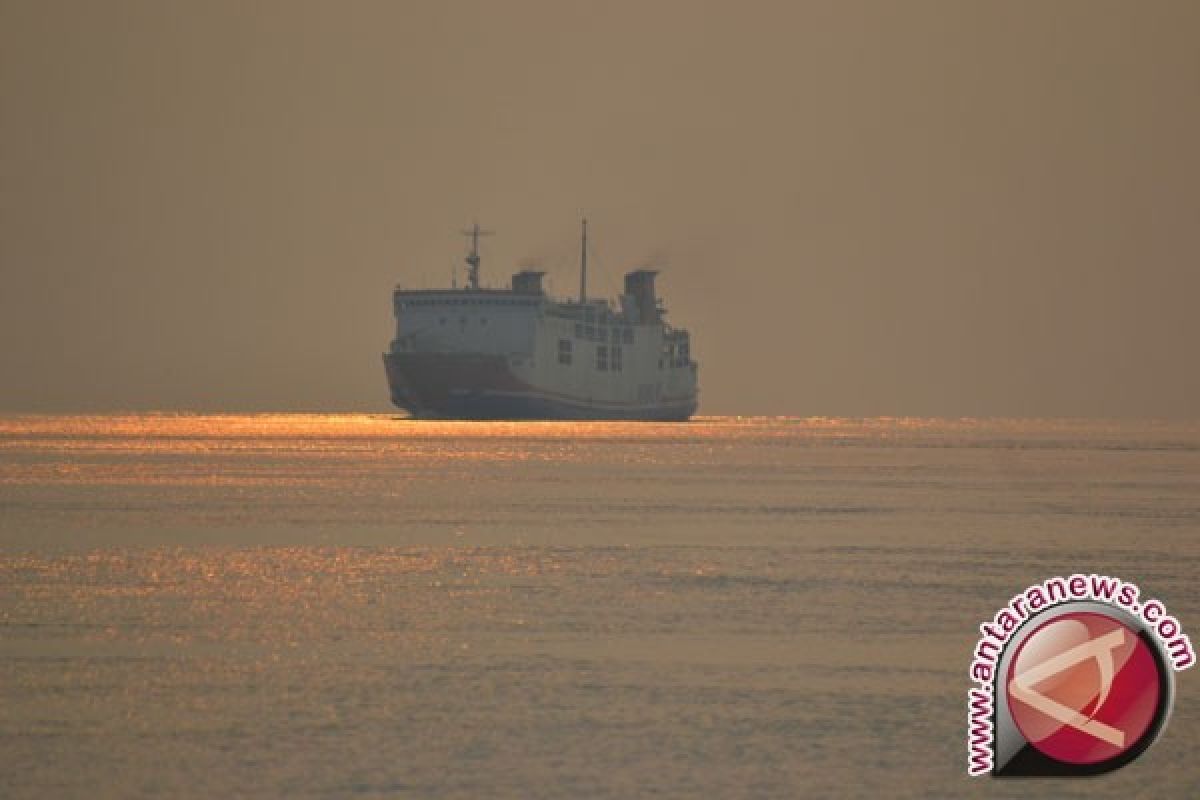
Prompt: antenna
<box><xmin>579</xmin><ymin>218</ymin><xmax>588</xmax><ymax>303</ymax></box>
<box><xmin>461</xmin><ymin>222</ymin><xmax>494</xmax><ymax>290</ymax></box>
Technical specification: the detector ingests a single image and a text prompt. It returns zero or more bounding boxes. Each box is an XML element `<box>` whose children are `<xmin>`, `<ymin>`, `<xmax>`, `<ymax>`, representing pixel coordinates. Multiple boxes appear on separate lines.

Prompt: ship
<box><xmin>383</xmin><ymin>221</ymin><xmax>698</xmax><ymax>420</ymax></box>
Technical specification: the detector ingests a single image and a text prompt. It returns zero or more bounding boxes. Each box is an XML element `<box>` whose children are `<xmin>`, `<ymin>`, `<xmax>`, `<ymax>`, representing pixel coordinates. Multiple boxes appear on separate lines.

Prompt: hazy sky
<box><xmin>2</xmin><ymin>1</ymin><xmax>1197</xmax><ymax>417</ymax></box>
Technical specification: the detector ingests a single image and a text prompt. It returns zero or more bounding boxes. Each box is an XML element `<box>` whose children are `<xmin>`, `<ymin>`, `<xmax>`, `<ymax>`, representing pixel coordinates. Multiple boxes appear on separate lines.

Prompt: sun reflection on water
<box><xmin>1</xmin><ymin>413</ymin><xmax>1195</xmax><ymax>492</ymax></box>
<box><xmin>2</xmin><ymin>414</ymin><xmax>1199</xmax><ymax>798</ymax></box>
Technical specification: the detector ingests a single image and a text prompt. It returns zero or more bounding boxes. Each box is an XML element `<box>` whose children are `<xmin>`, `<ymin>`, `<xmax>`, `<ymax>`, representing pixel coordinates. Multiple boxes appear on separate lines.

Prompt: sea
<box><xmin>1</xmin><ymin>414</ymin><xmax>1197</xmax><ymax>798</ymax></box>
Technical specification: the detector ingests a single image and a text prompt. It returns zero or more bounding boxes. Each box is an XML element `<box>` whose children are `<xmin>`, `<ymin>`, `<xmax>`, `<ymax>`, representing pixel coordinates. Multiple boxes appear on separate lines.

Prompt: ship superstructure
<box><xmin>383</xmin><ymin>222</ymin><xmax>698</xmax><ymax>420</ymax></box>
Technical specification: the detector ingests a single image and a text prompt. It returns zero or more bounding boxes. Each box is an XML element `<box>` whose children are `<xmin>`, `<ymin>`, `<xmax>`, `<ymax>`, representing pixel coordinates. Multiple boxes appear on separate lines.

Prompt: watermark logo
<box><xmin>967</xmin><ymin>575</ymin><xmax>1193</xmax><ymax>777</ymax></box>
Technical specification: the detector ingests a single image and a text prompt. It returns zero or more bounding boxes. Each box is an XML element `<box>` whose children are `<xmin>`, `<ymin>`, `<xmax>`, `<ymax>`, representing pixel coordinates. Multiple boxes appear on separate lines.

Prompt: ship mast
<box><xmin>579</xmin><ymin>218</ymin><xmax>588</xmax><ymax>303</ymax></box>
<box><xmin>462</xmin><ymin>222</ymin><xmax>493</xmax><ymax>290</ymax></box>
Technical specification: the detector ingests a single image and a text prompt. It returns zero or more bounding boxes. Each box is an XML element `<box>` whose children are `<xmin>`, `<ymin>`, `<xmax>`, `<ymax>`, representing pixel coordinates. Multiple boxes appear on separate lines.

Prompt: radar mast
<box><xmin>462</xmin><ymin>223</ymin><xmax>493</xmax><ymax>290</ymax></box>
<box><xmin>579</xmin><ymin>218</ymin><xmax>588</xmax><ymax>303</ymax></box>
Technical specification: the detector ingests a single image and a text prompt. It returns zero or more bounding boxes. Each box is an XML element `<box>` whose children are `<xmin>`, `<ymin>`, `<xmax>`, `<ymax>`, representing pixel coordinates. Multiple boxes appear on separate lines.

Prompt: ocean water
<box><xmin>1</xmin><ymin>414</ymin><xmax>1197</xmax><ymax>798</ymax></box>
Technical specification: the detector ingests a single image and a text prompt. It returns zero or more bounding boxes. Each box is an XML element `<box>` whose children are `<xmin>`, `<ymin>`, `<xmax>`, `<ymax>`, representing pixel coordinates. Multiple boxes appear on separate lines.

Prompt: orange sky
<box><xmin>2</xmin><ymin>1</ymin><xmax>1197</xmax><ymax>417</ymax></box>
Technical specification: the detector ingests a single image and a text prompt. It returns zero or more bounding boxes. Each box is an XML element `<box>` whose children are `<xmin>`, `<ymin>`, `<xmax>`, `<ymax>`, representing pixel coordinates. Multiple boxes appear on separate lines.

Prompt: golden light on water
<box><xmin>2</xmin><ymin>414</ymin><xmax>1198</xmax><ymax>799</ymax></box>
<box><xmin>1</xmin><ymin>412</ymin><xmax>1170</xmax><ymax>444</ymax></box>
<box><xmin>1</xmin><ymin>414</ymin><xmax>1193</xmax><ymax>491</ymax></box>
<box><xmin>0</xmin><ymin>412</ymin><xmax>998</xmax><ymax>442</ymax></box>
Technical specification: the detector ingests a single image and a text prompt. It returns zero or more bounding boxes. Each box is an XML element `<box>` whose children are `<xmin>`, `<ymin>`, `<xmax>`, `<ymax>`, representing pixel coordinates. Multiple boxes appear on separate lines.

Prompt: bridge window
<box><xmin>612</xmin><ymin>345</ymin><xmax>623</xmax><ymax>372</ymax></box>
<box><xmin>596</xmin><ymin>344</ymin><xmax>608</xmax><ymax>371</ymax></box>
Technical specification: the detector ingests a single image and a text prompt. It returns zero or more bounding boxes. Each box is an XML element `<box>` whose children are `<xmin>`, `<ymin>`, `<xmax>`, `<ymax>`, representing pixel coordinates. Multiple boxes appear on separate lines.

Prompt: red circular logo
<box><xmin>1006</xmin><ymin>611</ymin><xmax>1162</xmax><ymax>765</ymax></box>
